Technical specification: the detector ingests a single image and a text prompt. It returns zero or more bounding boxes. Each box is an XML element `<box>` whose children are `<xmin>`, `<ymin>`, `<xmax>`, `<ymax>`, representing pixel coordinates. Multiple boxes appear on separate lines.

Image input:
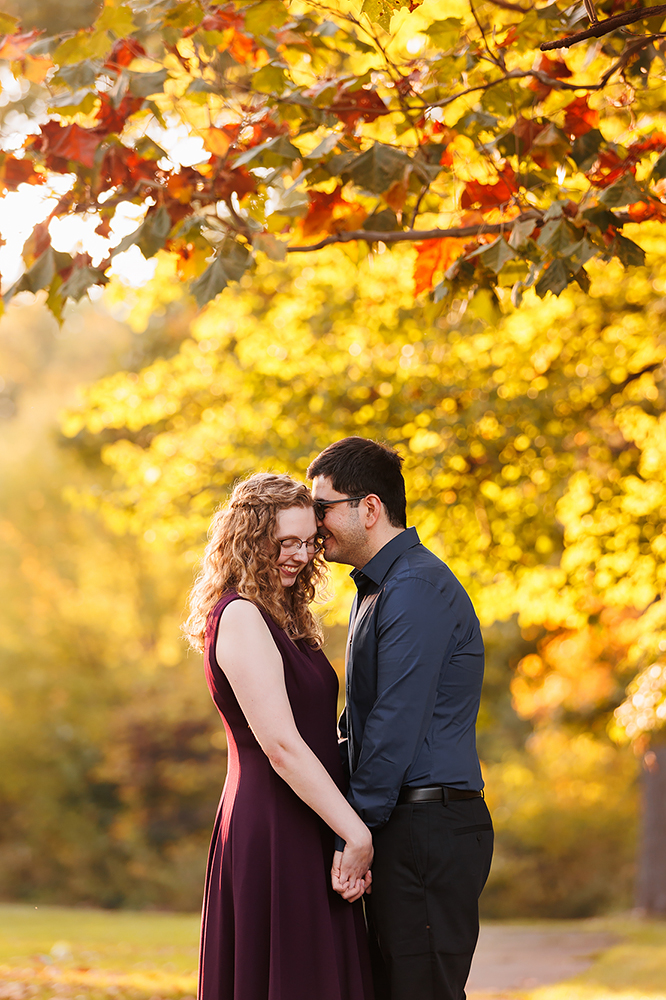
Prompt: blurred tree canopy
<box><xmin>2</xmin><ymin>0</ymin><xmax>666</xmax><ymax>315</ymax></box>
<box><xmin>60</xmin><ymin>230</ymin><xmax>666</xmax><ymax>746</ymax></box>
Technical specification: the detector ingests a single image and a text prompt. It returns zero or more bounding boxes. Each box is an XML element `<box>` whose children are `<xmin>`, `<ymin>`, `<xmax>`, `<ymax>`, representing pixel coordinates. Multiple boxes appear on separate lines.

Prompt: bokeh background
<box><xmin>2</xmin><ymin>0</ymin><xmax>666</xmax><ymax>936</ymax></box>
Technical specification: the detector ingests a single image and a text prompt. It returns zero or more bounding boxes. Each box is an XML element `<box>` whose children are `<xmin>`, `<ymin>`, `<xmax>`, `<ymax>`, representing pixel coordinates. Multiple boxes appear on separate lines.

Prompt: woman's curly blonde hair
<box><xmin>183</xmin><ymin>473</ymin><xmax>326</xmax><ymax>651</ymax></box>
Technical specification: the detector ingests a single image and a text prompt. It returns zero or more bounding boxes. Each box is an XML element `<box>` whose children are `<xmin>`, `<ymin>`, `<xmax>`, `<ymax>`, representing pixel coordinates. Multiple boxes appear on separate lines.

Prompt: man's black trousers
<box><xmin>365</xmin><ymin>795</ymin><xmax>493</xmax><ymax>1000</ymax></box>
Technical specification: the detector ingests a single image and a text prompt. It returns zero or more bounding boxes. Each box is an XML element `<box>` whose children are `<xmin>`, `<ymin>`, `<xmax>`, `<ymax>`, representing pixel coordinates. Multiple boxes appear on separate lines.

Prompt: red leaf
<box><xmin>331</xmin><ymin>87</ymin><xmax>387</xmax><ymax>129</ymax></box>
<box><xmin>0</xmin><ymin>155</ymin><xmax>45</xmax><ymax>191</ymax></box>
<box><xmin>300</xmin><ymin>186</ymin><xmax>367</xmax><ymax>238</ymax></box>
<box><xmin>563</xmin><ymin>96</ymin><xmax>598</xmax><ymax>140</ymax></box>
<box><xmin>95</xmin><ymin>94</ymin><xmax>145</xmax><ymax>134</ymax></box>
<box><xmin>33</xmin><ymin>122</ymin><xmax>101</xmax><ymax>170</ymax></box>
<box><xmin>413</xmin><ymin>237</ymin><xmax>465</xmax><ymax>295</ymax></box>
<box><xmin>212</xmin><ymin>166</ymin><xmax>256</xmax><ymax>201</ymax></box>
<box><xmin>461</xmin><ymin>165</ymin><xmax>517</xmax><ymax>210</ymax></box>
<box><xmin>105</xmin><ymin>38</ymin><xmax>146</xmax><ymax>70</ymax></box>
<box><xmin>529</xmin><ymin>55</ymin><xmax>571</xmax><ymax>100</ymax></box>
<box><xmin>99</xmin><ymin>146</ymin><xmax>161</xmax><ymax>191</ymax></box>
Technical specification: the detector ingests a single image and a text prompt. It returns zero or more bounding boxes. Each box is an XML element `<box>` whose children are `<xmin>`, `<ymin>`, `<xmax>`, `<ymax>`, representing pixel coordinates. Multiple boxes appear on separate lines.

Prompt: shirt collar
<box><xmin>351</xmin><ymin>526</ymin><xmax>420</xmax><ymax>588</ymax></box>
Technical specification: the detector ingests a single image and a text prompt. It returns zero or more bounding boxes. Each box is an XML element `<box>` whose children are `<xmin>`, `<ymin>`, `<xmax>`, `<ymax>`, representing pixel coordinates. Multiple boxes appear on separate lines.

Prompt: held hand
<box><xmin>331</xmin><ymin>852</ymin><xmax>371</xmax><ymax>902</ymax></box>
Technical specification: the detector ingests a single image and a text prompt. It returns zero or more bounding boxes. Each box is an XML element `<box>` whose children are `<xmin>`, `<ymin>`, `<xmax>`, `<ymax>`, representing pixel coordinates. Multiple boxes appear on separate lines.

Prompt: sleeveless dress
<box><xmin>199</xmin><ymin>593</ymin><xmax>374</xmax><ymax>1000</ymax></box>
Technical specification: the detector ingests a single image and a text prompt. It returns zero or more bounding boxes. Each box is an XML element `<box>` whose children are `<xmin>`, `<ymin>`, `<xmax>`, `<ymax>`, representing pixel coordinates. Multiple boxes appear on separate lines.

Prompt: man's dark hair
<box><xmin>307</xmin><ymin>437</ymin><xmax>406</xmax><ymax>529</ymax></box>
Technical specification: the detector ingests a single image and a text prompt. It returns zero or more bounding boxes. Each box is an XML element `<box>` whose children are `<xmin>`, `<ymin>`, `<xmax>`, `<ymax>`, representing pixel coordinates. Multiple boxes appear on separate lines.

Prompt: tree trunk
<box><xmin>636</xmin><ymin>742</ymin><xmax>666</xmax><ymax>915</ymax></box>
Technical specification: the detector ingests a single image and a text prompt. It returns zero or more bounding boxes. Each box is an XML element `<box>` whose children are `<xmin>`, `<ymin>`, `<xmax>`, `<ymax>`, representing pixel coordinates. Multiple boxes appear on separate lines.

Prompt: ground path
<box><xmin>467</xmin><ymin>923</ymin><xmax>617</xmax><ymax>997</ymax></box>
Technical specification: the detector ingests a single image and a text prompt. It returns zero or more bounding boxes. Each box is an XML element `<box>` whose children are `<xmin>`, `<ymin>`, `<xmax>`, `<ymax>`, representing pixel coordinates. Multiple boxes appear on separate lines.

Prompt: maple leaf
<box><xmin>586</xmin><ymin>149</ymin><xmax>626</xmax><ymax>188</ymax></box>
<box><xmin>33</xmin><ymin>122</ymin><xmax>101</xmax><ymax>171</ymax></box>
<box><xmin>331</xmin><ymin>87</ymin><xmax>387</xmax><ymax>129</ymax></box>
<box><xmin>105</xmin><ymin>38</ymin><xmax>146</xmax><ymax>70</ymax></box>
<box><xmin>413</xmin><ymin>237</ymin><xmax>465</xmax><ymax>295</ymax></box>
<box><xmin>564</xmin><ymin>97</ymin><xmax>599</xmax><ymax>140</ymax></box>
<box><xmin>200</xmin><ymin>128</ymin><xmax>234</xmax><ymax>158</ymax></box>
<box><xmin>461</xmin><ymin>165</ymin><xmax>518</xmax><ymax>211</ymax></box>
<box><xmin>0</xmin><ymin>30</ymin><xmax>40</xmax><ymax>61</ymax></box>
<box><xmin>95</xmin><ymin>94</ymin><xmax>145</xmax><ymax>134</ymax></box>
<box><xmin>300</xmin><ymin>187</ymin><xmax>368</xmax><ymax>238</ymax></box>
<box><xmin>529</xmin><ymin>54</ymin><xmax>572</xmax><ymax>100</ymax></box>
<box><xmin>212</xmin><ymin>166</ymin><xmax>256</xmax><ymax>201</ymax></box>
<box><xmin>0</xmin><ymin>155</ymin><xmax>45</xmax><ymax>192</ymax></box>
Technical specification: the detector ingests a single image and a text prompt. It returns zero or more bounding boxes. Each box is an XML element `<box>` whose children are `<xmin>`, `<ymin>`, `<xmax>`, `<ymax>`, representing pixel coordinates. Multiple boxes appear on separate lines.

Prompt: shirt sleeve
<box><xmin>347</xmin><ymin>576</ymin><xmax>456</xmax><ymax>829</ymax></box>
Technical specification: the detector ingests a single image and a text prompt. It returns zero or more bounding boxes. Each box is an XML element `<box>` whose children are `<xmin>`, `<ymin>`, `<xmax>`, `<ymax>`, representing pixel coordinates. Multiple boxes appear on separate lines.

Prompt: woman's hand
<box><xmin>331</xmin><ymin>832</ymin><xmax>374</xmax><ymax>901</ymax></box>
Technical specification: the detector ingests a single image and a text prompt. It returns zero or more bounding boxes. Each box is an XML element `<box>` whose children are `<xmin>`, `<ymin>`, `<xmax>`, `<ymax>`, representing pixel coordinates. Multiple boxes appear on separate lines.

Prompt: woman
<box><xmin>184</xmin><ymin>473</ymin><xmax>374</xmax><ymax>1000</ymax></box>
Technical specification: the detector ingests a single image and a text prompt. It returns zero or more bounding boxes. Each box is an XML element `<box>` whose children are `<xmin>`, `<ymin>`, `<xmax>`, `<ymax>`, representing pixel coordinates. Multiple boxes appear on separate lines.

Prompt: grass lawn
<box><xmin>530</xmin><ymin>916</ymin><xmax>666</xmax><ymax>1000</ymax></box>
<box><xmin>1</xmin><ymin>905</ymin><xmax>666</xmax><ymax>1000</ymax></box>
<box><xmin>0</xmin><ymin>904</ymin><xmax>199</xmax><ymax>1000</ymax></box>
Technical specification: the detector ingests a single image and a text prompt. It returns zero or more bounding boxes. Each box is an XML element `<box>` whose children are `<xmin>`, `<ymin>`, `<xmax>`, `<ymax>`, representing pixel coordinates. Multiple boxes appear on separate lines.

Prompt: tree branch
<box><xmin>286</xmin><ymin>210</ymin><xmax>633</xmax><ymax>253</ymax></box>
<box><xmin>541</xmin><ymin>3</ymin><xmax>666</xmax><ymax>50</ymax></box>
<box><xmin>287</xmin><ymin>213</ymin><xmax>543</xmax><ymax>252</ymax></box>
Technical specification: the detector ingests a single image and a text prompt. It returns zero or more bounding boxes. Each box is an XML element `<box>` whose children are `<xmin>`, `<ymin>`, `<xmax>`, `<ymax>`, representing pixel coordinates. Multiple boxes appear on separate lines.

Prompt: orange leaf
<box><xmin>20</xmin><ymin>54</ymin><xmax>53</xmax><ymax>84</ymax></box>
<box><xmin>200</xmin><ymin>128</ymin><xmax>233</xmax><ymax>158</ymax></box>
<box><xmin>413</xmin><ymin>237</ymin><xmax>464</xmax><ymax>295</ymax></box>
<box><xmin>461</xmin><ymin>165</ymin><xmax>517</xmax><ymax>211</ymax></box>
<box><xmin>301</xmin><ymin>187</ymin><xmax>367</xmax><ymax>238</ymax></box>
<box><xmin>0</xmin><ymin>155</ymin><xmax>44</xmax><ymax>191</ymax></box>
<box><xmin>385</xmin><ymin>177</ymin><xmax>409</xmax><ymax>212</ymax></box>
<box><xmin>628</xmin><ymin>200</ymin><xmax>666</xmax><ymax>222</ymax></box>
<box><xmin>0</xmin><ymin>30</ymin><xmax>39</xmax><ymax>61</ymax></box>
<box><xmin>563</xmin><ymin>96</ymin><xmax>598</xmax><ymax>139</ymax></box>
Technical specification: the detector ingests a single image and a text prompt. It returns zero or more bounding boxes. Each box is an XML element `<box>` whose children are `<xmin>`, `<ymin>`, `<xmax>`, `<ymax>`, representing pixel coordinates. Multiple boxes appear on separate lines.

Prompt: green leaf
<box><xmin>191</xmin><ymin>240</ymin><xmax>251</xmax><ymax>307</ymax></box>
<box><xmin>426</xmin><ymin>19</ymin><xmax>462</xmax><ymax>49</ymax></box>
<box><xmin>254</xmin><ymin>232</ymin><xmax>287</xmax><ymax>261</ymax></box>
<box><xmin>568</xmin><ymin>238</ymin><xmax>597</xmax><ymax>272</ymax></box>
<box><xmin>598</xmin><ymin>173</ymin><xmax>646</xmax><ymax>208</ymax></box>
<box><xmin>360</xmin><ymin>0</ymin><xmax>405</xmax><ymax>31</ymax></box>
<box><xmin>343</xmin><ymin>144</ymin><xmax>412</xmax><ymax>194</ymax></box>
<box><xmin>251</xmin><ymin>64</ymin><xmax>287</xmax><ymax>95</ymax></box>
<box><xmin>570</xmin><ymin>129</ymin><xmax>603</xmax><ymax>169</ymax></box>
<box><xmin>0</xmin><ymin>12</ymin><xmax>19</xmax><ymax>34</ymax></box>
<box><xmin>233</xmin><ymin>135</ymin><xmax>301</xmax><ymax>168</ymax></box>
<box><xmin>535</xmin><ymin>259</ymin><xmax>571</xmax><ymax>297</ymax></box>
<box><xmin>266</xmin><ymin>176</ymin><xmax>308</xmax><ymax>218</ymax></box>
<box><xmin>6</xmin><ymin>248</ymin><xmax>73</xmax><ymax>303</ymax></box>
<box><xmin>467</xmin><ymin>236</ymin><xmax>516</xmax><ymax>274</ymax></box>
<box><xmin>114</xmin><ymin>206</ymin><xmax>172</xmax><ymax>259</ymax></box>
<box><xmin>363</xmin><ymin>208</ymin><xmax>398</xmax><ymax>232</ymax></box>
<box><xmin>52</xmin><ymin>60</ymin><xmax>98</xmax><ymax>89</ymax></box>
<box><xmin>244</xmin><ymin>1</ymin><xmax>289</xmax><ymax>35</ymax></box>
<box><xmin>611</xmin><ymin>234</ymin><xmax>646</xmax><ymax>268</ymax></box>
<box><xmin>129</xmin><ymin>70</ymin><xmax>169</xmax><ymax>98</ymax></box>
<box><xmin>48</xmin><ymin>90</ymin><xmax>98</xmax><ymax>116</ymax></box>
<box><xmin>54</xmin><ymin>29</ymin><xmax>112</xmax><ymax>67</ymax></box>
<box><xmin>536</xmin><ymin>219</ymin><xmax>581</xmax><ymax>256</ymax></box>
<box><xmin>165</xmin><ymin>1</ymin><xmax>204</xmax><ymax>30</ymax></box>
<box><xmin>96</xmin><ymin>5</ymin><xmax>137</xmax><ymax>38</ymax></box>
<box><xmin>508</xmin><ymin>217</ymin><xmax>537</xmax><ymax>249</ymax></box>
<box><xmin>581</xmin><ymin>205</ymin><xmax>615</xmax><ymax>234</ymax></box>
<box><xmin>61</xmin><ymin>265</ymin><xmax>107</xmax><ymax>301</ymax></box>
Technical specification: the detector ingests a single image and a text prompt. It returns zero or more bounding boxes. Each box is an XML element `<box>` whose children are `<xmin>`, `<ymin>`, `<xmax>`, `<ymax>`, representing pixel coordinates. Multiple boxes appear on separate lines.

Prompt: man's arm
<box><xmin>346</xmin><ymin>576</ymin><xmax>456</xmax><ymax>829</ymax></box>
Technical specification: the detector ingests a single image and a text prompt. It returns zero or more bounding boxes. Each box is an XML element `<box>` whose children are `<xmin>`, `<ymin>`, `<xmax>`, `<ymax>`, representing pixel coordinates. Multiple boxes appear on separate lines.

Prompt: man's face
<box><xmin>311</xmin><ymin>475</ymin><xmax>367</xmax><ymax>567</ymax></box>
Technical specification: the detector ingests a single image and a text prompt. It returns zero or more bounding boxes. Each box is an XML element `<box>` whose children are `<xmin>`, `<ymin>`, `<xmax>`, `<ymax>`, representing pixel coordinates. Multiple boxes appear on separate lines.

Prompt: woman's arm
<box><xmin>215</xmin><ymin>599</ymin><xmax>373</xmax><ymax>894</ymax></box>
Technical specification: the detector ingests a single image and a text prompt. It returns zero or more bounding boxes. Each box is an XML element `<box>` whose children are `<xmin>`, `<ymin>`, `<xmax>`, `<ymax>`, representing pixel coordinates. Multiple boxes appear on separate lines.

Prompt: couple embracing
<box><xmin>184</xmin><ymin>437</ymin><xmax>493</xmax><ymax>1000</ymax></box>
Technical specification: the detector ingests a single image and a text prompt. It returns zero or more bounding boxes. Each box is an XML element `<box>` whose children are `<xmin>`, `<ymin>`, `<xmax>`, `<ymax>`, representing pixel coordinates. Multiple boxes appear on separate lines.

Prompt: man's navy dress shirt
<box><xmin>339</xmin><ymin>526</ymin><xmax>485</xmax><ymax>833</ymax></box>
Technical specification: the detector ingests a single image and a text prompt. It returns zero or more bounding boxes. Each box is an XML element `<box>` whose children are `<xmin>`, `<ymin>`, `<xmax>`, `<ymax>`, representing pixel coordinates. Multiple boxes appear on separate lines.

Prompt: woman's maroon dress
<box><xmin>199</xmin><ymin>593</ymin><xmax>374</xmax><ymax>1000</ymax></box>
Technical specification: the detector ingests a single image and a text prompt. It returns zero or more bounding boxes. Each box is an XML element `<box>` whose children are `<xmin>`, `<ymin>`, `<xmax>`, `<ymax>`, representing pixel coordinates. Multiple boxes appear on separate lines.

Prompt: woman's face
<box><xmin>274</xmin><ymin>506</ymin><xmax>319</xmax><ymax>588</ymax></box>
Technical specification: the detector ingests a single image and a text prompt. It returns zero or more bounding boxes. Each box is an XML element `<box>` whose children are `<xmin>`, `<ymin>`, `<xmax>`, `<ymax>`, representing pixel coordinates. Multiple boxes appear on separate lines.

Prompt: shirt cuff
<box><xmin>333</xmin><ymin>833</ymin><xmax>346</xmax><ymax>852</ymax></box>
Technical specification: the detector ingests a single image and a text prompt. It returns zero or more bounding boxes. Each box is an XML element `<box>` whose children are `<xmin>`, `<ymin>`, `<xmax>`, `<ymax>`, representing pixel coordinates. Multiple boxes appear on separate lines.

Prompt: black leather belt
<box><xmin>397</xmin><ymin>784</ymin><xmax>483</xmax><ymax>806</ymax></box>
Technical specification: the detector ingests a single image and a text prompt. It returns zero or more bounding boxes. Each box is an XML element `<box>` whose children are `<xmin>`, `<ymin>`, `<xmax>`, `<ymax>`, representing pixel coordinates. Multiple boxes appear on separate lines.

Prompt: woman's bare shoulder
<box><xmin>217</xmin><ymin>597</ymin><xmax>271</xmax><ymax>636</ymax></box>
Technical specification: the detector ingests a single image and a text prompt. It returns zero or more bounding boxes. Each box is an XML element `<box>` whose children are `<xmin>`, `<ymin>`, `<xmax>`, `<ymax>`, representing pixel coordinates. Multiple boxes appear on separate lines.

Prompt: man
<box><xmin>307</xmin><ymin>437</ymin><xmax>493</xmax><ymax>1000</ymax></box>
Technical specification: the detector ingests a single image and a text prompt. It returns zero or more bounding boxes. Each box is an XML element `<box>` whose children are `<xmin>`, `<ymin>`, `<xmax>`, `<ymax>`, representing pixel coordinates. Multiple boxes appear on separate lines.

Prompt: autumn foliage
<box><xmin>0</xmin><ymin>0</ymin><xmax>665</xmax><ymax>314</ymax></box>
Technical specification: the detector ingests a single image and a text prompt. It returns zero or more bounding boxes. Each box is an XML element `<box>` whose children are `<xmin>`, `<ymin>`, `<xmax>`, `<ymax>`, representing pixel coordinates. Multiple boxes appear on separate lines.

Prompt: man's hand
<box><xmin>331</xmin><ymin>849</ymin><xmax>373</xmax><ymax>902</ymax></box>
